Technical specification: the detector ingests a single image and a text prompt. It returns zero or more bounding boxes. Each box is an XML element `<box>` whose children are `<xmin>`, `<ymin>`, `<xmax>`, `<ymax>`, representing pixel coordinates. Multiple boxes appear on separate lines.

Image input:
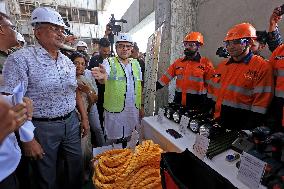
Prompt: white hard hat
<box><xmin>31</xmin><ymin>7</ymin><xmax>66</xmax><ymax>27</ymax></box>
<box><xmin>76</xmin><ymin>41</ymin><xmax>88</xmax><ymax>48</ymax></box>
<box><xmin>16</xmin><ymin>32</ymin><xmax>25</xmax><ymax>43</ymax></box>
<box><xmin>115</xmin><ymin>33</ymin><xmax>133</xmax><ymax>44</ymax></box>
<box><xmin>60</xmin><ymin>44</ymin><xmax>76</xmax><ymax>51</ymax></box>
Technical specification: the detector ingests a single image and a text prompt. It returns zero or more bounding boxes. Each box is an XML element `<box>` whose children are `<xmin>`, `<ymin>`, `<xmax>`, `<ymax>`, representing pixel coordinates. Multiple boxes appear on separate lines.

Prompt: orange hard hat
<box><xmin>183</xmin><ymin>32</ymin><xmax>204</xmax><ymax>45</ymax></box>
<box><xmin>224</xmin><ymin>23</ymin><xmax>257</xmax><ymax>41</ymax></box>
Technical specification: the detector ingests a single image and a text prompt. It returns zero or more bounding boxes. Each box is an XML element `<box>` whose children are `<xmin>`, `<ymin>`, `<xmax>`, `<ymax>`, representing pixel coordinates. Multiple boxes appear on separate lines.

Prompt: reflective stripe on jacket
<box><xmin>270</xmin><ymin>44</ymin><xmax>284</xmax><ymax>98</ymax></box>
<box><xmin>269</xmin><ymin>44</ymin><xmax>284</xmax><ymax>127</ymax></box>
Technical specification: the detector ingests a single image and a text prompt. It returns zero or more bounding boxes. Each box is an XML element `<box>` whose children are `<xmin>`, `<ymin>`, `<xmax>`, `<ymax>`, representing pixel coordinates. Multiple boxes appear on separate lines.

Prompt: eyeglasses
<box><xmin>183</xmin><ymin>42</ymin><xmax>198</xmax><ymax>48</ymax></box>
<box><xmin>39</xmin><ymin>24</ymin><xmax>65</xmax><ymax>34</ymax></box>
<box><xmin>117</xmin><ymin>44</ymin><xmax>133</xmax><ymax>50</ymax></box>
<box><xmin>0</xmin><ymin>24</ymin><xmax>16</xmax><ymax>31</ymax></box>
<box><xmin>224</xmin><ymin>39</ymin><xmax>248</xmax><ymax>47</ymax></box>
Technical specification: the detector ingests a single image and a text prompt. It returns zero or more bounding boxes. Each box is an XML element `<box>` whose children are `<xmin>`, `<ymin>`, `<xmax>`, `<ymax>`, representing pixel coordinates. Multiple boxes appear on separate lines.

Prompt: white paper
<box><xmin>157</xmin><ymin>108</ymin><xmax>165</xmax><ymax>123</ymax></box>
<box><xmin>12</xmin><ymin>82</ymin><xmax>24</xmax><ymax>105</ymax></box>
<box><xmin>193</xmin><ymin>134</ymin><xmax>209</xmax><ymax>160</ymax></box>
<box><xmin>179</xmin><ymin>115</ymin><xmax>190</xmax><ymax>134</ymax></box>
<box><xmin>237</xmin><ymin>152</ymin><xmax>266</xmax><ymax>189</ymax></box>
<box><xmin>12</xmin><ymin>82</ymin><xmax>35</xmax><ymax>142</ymax></box>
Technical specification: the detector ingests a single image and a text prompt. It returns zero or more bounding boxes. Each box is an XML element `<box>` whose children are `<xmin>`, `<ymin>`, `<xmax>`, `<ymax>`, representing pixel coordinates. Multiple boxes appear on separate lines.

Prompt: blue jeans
<box><xmin>32</xmin><ymin>111</ymin><xmax>82</xmax><ymax>189</ymax></box>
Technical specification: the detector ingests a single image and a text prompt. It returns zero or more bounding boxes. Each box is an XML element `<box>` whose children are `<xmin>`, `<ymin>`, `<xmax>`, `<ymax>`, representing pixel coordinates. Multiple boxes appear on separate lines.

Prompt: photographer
<box><xmin>104</xmin><ymin>14</ymin><xmax>127</xmax><ymax>56</ymax></box>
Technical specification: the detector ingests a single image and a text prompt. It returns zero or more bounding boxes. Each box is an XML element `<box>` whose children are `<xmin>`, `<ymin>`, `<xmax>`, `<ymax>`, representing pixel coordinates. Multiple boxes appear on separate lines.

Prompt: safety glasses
<box><xmin>183</xmin><ymin>41</ymin><xmax>199</xmax><ymax>48</ymax></box>
<box><xmin>224</xmin><ymin>39</ymin><xmax>248</xmax><ymax>47</ymax></box>
<box><xmin>117</xmin><ymin>44</ymin><xmax>133</xmax><ymax>50</ymax></box>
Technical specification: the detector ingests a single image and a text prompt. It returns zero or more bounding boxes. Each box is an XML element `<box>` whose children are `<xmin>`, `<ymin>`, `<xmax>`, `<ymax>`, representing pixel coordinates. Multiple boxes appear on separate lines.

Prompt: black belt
<box><xmin>32</xmin><ymin>111</ymin><xmax>73</xmax><ymax>122</ymax></box>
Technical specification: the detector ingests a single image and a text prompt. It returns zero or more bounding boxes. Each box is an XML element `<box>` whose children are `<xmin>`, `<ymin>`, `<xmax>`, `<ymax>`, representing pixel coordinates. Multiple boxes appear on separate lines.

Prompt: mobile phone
<box><xmin>166</xmin><ymin>129</ymin><xmax>183</xmax><ymax>139</ymax></box>
<box><xmin>278</xmin><ymin>4</ymin><xmax>284</xmax><ymax>16</ymax></box>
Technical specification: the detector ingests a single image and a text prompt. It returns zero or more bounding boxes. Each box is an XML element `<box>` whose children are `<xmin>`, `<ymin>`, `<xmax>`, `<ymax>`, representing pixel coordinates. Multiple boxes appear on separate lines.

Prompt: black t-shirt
<box><xmin>88</xmin><ymin>55</ymin><xmax>104</xmax><ymax>70</ymax></box>
<box><xmin>88</xmin><ymin>55</ymin><xmax>105</xmax><ymax>110</ymax></box>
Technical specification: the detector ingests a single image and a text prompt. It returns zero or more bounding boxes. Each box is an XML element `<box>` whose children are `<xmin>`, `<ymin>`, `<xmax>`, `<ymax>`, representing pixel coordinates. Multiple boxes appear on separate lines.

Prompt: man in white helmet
<box><xmin>76</xmin><ymin>40</ymin><xmax>88</xmax><ymax>52</ymax></box>
<box><xmin>76</xmin><ymin>40</ymin><xmax>90</xmax><ymax>62</ymax></box>
<box><xmin>16</xmin><ymin>32</ymin><xmax>26</xmax><ymax>47</ymax></box>
<box><xmin>92</xmin><ymin>33</ymin><xmax>143</xmax><ymax>146</ymax></box>
<box><xmin>2</xmin><ymin>7</ymin><xmax>88</xmax><ymax>189</ymax></box>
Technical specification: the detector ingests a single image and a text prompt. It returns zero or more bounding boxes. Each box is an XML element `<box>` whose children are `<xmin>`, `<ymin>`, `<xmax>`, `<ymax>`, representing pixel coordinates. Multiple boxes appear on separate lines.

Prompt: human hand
<box><xmin>22</xmin><ymin>138</ymin><xmax>45</xmax><ymax>160</ymax></box>
<box><xmin>23</xmin><ymin>97</ymin><xmax>33</xmax><ymax>121</ymax></box>
<box><xmin>78</xmin><ymin>82</ymin><xmax>90</xmax><ymax>94</ymax></box>
<box><xmin>81</xmin><ymin>118</ymin><xmax>90</xmax><ymax>138</ymax></box>
<box><xmin>269</xmin><ymin>7</ymin><xmax>282</xmax><ymax>32</ymax></box>
<box><xmin>11</xmin><ymin>102</ymin><xmax>28</xmax><ymax>128</ymax></box>
<box><xmin>91</xmin><ymin>64</ymin><xmax>107</xmax><ymax>84</ymax></box>
<box><xmin>0</xmin><ymin>100</ymin><xmax>17</xmax><ymax>143</ymax></box>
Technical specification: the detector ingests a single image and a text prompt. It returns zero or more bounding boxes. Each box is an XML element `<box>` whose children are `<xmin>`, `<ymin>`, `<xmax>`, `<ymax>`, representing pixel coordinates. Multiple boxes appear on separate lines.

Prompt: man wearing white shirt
<box><xmin>3</xmin><ymin>7</ymin><xmax>87</xmax><ymax>189</ymax></box>
<box><xmin>92</xmin><ymin>33</ymin><xmax>144</xmax><ymax>146</ymax></box>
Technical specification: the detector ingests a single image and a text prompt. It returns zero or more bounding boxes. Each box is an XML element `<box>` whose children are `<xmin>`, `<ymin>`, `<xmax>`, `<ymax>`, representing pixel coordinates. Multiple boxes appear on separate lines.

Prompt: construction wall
<box><xmin>121</xmin><ymin>0</ymin><xmax>155</xmax><ymax>32</ymax></box>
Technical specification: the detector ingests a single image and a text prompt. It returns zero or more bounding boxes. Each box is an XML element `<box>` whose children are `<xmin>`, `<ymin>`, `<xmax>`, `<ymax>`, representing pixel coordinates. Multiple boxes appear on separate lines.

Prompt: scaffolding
<box><xmin>6</xmin><ymin>0</ymin><xmax>102</xmax><ymax>48</ymax></box>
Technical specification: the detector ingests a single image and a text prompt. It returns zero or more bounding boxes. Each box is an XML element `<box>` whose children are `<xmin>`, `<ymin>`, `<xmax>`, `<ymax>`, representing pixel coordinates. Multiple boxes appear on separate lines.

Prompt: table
<box><xmin>142</xmin><ymin>116</ymin><xmax>266</xmax><ymax>189</ymax></box>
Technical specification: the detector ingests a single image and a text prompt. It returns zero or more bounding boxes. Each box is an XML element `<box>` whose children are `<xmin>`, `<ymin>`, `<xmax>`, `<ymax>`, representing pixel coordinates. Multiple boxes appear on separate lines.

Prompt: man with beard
<box><xmin>209</xmin><ymin>23</ymin><xmax>273</xmax><ymax>130</ymax></box>
<box><xmin>2</xmin><ymin>7</ymin><xmax>88</xmax><ymax>189</ymax></box>
<box><xmin>156</xmin><ymin>32</ymin><xmax>214</xmax><ymax>112</ymax></box>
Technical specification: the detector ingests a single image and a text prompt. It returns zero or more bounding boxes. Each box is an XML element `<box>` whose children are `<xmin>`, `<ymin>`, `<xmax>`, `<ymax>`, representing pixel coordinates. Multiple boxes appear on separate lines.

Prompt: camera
<box><xmin>107</xmin><ymin>14</ymin><xmax>127</xmax><ymax>35</ymax></box>
<box><xmin>256</xmin><ymin>31</ymin><xmax>268</xmax><ymax>45</ymax></box>
<box><xmin>216</xmin><ymin>47</ymin><xmax>230</xmax><ymax>58</ymax></box>
<box><xmin>106</xmin><ymin>14</ymin><xmax>127</xmax><ymax>56</ymax></box>
<box><xmin>277</xmin><ymin>4</ymin><xmax>284</xmax><ymax>16</ymax></box>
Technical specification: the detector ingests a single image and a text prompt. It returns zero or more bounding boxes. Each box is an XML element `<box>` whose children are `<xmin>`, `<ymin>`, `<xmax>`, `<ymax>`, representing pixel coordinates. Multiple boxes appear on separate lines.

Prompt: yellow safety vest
<box><xmin>104</xmin><ymin>56</ymin><xmax>142</xmax><ymax>113</ymax></box>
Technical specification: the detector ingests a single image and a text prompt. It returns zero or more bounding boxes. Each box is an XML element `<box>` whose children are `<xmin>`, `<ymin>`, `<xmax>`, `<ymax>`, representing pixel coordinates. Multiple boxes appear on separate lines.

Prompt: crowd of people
<box><xmin>0</xmin><ymin>3</ymin><xmax>284</xmax><ymax>189</ymax></box>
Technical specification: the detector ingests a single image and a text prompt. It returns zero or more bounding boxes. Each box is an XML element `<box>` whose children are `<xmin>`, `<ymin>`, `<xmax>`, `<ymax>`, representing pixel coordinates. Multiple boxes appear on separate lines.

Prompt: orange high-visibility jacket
<box><xmin>211</xmin><ymin>55</ymin><xmax>273</xmax><ymax>119</ymax></box>
<box><xmin>269</xmin><ymin>44</ymin><xmax>284</xmax><ymax>126</ymax></box>
<box><xmin>270</xmin><ymin>44</ymin><xmax>284</xmax><ymax>98</ymax></box>
<box><xmin>158</xmin><ymin>56</ymin><xmax>214</xmax><ymax>106</ymax></box>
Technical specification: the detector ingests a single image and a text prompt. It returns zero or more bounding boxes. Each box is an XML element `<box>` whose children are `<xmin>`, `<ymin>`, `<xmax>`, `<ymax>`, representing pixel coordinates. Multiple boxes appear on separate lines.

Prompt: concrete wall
<box><xmin>197</xmin><ymin>0</ymin><xmax>284</xmax><ymax>65</ymax></box>
<box><xmin>0</xmin><ymin>1</ymin><xmax>6</xmax><ymax>13</ymax></box>
<box><xmin>122</xmin><ymin>0</ymin><xmax>155</xmax><ymax>32</ymax></box>
<box><xmin>154</xmin><ymin>0</ymin><xmax>171</xmax><ymax>112</ymax></box>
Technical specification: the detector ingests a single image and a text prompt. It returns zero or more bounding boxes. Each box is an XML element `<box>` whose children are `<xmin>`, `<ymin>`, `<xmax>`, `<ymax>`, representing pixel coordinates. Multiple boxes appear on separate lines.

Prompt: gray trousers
<box><xmin>32</xmin><ymin>111</ymin><xmax>82</xmax><ymax>189</ymax></box>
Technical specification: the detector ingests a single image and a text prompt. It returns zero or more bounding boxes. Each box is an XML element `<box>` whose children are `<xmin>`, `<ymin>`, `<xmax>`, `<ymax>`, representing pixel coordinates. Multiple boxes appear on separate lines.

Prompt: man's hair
<box><xmin>0</xmin><ymin>12</ymin><xmax>10</xmax><ymax>23</ymax></box>
<box><xmin>99</xmin><ymin>38</ymin><xmax>110</xmax><ymax>48</ymax></box>
<box><xmin>133</xmin><ymin>42</ymin><xmax>139</xmax><ymax>51</ymax></box>
<box><xmin>70</xmin><ymin>51</ymin><xmax>88</xmax><ymax>66</ymax></box>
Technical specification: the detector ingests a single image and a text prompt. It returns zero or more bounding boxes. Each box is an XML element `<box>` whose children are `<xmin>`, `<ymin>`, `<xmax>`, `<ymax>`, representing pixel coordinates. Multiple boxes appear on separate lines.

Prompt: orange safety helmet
<box><xmin>224</xmin><ymin>23</ymin><xmax>257</xmax><ymax>41</ymax></box>
<box><xmin>183</xmin><ymin>32</ymin><xmax>204</xmax><ymax>45</ymax></box>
